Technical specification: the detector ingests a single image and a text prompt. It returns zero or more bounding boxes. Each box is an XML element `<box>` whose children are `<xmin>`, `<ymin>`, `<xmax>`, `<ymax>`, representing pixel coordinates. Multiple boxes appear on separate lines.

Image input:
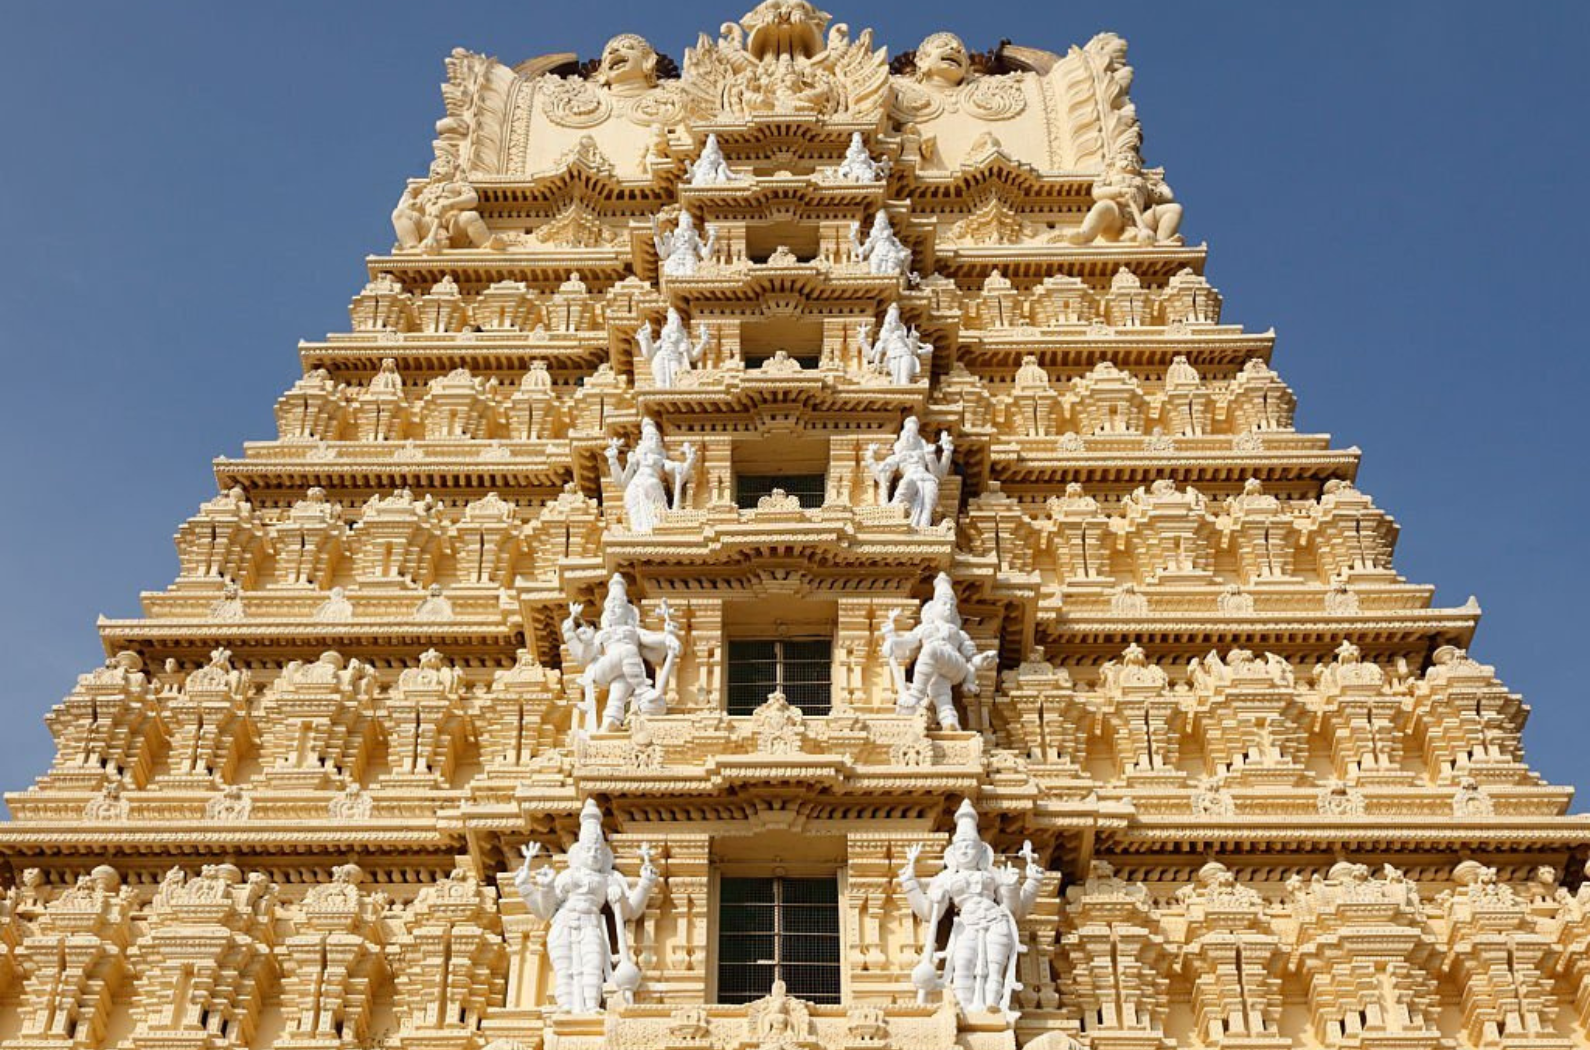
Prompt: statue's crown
<box><xmin>951</xmin><ymin>798</ymin><xmax>981</xmax><ymax>843</ymax></box>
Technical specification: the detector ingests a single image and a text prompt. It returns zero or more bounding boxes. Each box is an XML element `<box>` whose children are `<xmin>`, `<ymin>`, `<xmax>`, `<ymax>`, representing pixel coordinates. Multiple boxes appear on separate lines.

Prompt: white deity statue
<box><xmin>835</xmin><ymin>131</ymin><xmax>890</xmax><ymax>182</ymax></box>
<box><xmin>514</xmin><ymin>798</ymin><xmax>659</xmax><ymax>1014</ymax></box>
<box><xmin>606</xmin><ymin>417</ymin><xmax>697</xmax><ymax>533</ymax></box>
<box><xmin>686</xmin><ymin>133</ymin><xmax>741</xmax><ymax>186</ymax></box>
<box><xmin>899</xmin><ymin>800</ymin><xmax>1043</xmax><ymax>1014</ymax></box>
<box><xmin>850</xmin><ymin>212</ymin><xmax>912</xmax><ymax>278</ymax></box>
<box><xmin>653</xmin><ymin>211</ymin><xmax>717</xmax><ymax>277</ymax></box>
<box><xmin>562</xmin><ymin>574</ymin><xmax>683</xmax><ymax>732</ymax></box>
<box><xmin>1067</xmin><ymin>153</ymin><xmax>1184</xmax><ymax>246</ymax></box>
<box><xmin>391</xmin><ymin>153</ymin><xmax>503</xmax><ymax>253</ymax></box>
<box><xmin>882</xmin><ymin>573</ymin><xmax>998</xmax><ymax>730</ymax></box>
<box><xmin>636</xmin><ymin>308</ymin><xmax>710</xmax><ymax>388</ymax></box>
<box><xmin>857</xmin><ymin>303</ymin><xmax>931</xmax><ymax>385</ymax></box>
<box><xmin>866</xmin><ymin>416</ymin><xmax>954</xmax><ymax>529</ymax></box>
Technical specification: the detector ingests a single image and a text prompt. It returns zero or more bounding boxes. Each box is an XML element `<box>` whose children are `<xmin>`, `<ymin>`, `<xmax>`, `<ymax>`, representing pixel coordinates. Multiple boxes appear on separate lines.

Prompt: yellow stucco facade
<box><xmin>3</xmin><ymin>4</ymin><xmax>1587</xmax><ymax>1049</ymax></box>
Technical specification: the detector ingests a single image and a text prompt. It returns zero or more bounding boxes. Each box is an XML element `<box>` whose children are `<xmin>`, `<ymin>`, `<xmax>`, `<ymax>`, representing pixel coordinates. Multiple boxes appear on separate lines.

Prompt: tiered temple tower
<box><xmin>3</xmin><ymin>5</ymin><xmax>1588</xmax><ymax>1049</ymax></box>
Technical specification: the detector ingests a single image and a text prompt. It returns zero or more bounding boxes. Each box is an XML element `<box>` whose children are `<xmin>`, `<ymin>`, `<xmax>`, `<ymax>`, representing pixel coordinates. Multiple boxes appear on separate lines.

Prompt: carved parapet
<box><xmin>135</xmin><ymin>864</ymin><xmax>279</xmax><ymax>1045</ymax></box>
<box><xmin>1309</xmin><ymin>642</ymin><xmax>1414</xmax><ymax>786</ymax></box>
<box><xmin>1308</xmin><ymin>480</ymin><xmax>1399</xmax><ymax>583</ymax></box>
<box><xmin>41</xmin><ymin>652</ymin><xmax>166</xmax><ymax>791</ymax></box>
<box><xmin>1173</xmin><ymin>862</ymin><xmax>1287</xmax><ymax>1047</ymax></box>
<box><xmin>381</xmin><ymin>651</ymin><xmax>475</xmax><ymax>787</ymax></box>
<box><xmin>390</xmin><ymin>867</ymin><xmax>509</xmax><ymax>1041</ymax></box>
<box><xmin>415</xmin><ymin>275</ymin><xmax>472</xmax><ymax>332</ymax></box>
<box><xmin>271</xmin><ymin>487</ymin><xmax>348</xmax><ymax>587</ymax></box>
<box><xmin>454</xmin><ymin>492</ymin><xmax>524</xmax><ymax>586</ymax></box>
<box><xmin>349</xmin><ymin>272</ymin><xmax>415</xmax><ymax>332</ymax></box>
<box><xmin>17</xmin><ymin>866</ymin><xmax>135</xmax><ymax>1046</ymax></box>
<box><xmin>519</xmin><ymin>485</ymin><xmax>603</xmax><ymax>591</ymax></box>
<box><xmin>349</xmin><ymin>487</ymin><xmax>452</xmax><ymax>587</ymax></box>
<box><xmin>1057</xmin><ymin>862</ymin><xmax>1172</xmax><ymax>1043</ymax></box>
<box><xmin>1286</xmin><ymin>862</ymin><xmax>1441</xmax><ymax>1049</ymax></box>
<box><xmin>1068</xmin><ymin>360</ymin><xmax>1148</xmax><ymax>434</ymax></box>
<box><xmin>474</xmin><ymin>278</ymin><xmax>541</xmax><ymax>332</ymax></box>
<box><xmin>275</xmin><ymin>367</ymin><xmax>349</xmax><ymax>441</ymax></box>
<box><xmin>173</xmin><ymin>486</ymin><xmax>272</xmax><ymax>588</ymax></box>
<box><xmin>259</xmin><ymin>651</ymin><xmax>380</xmax><ymax>790</ymax></box>
<box><xmin>1093</xmin><ymin>645</ymin><xmax>1186</xmax><ymax>784</ymax></box>
<box><xmin>545</xmin><ymin>270</ymin><xmax>600</xmax><ymax>332</ymax></box>
<box><xmin>1219</xmin><ymin>480</ymin><xmax>1304</xmax><ymax>585</ymax></box>
<box><xmin>418</xmin><ymin>366</ymin><xmax>499</xmax><ymax>439</ymax></box>
<box><xmin>1043</xmin><ymin>483</ymin><xmax>1111</xmax><ymax>584</ymax></box>
<box><xmin>0</xmin><ymin>888</ymin><xmax>22</xmax><ymax>999</ymax></box>
<box><xmin>1181</xmin><ymin>649</ymin><xmax>1309</xmax><ymax>787</ymax></box>
<box><xmin>1028</xmin><ymin>272</ymin><xmax>1095</xmax><ymax>326</ymax></box>
<box><xmin>1436</xmin><ymin>862</ymin><xmax>1570</xmax><ymax>1049</ymax></box>
<box><xmin>1220</xmin><ymin>357</ymin><xmax>1297</xmax><ymax>433</ymax></box>
<box><xmin>1115</xmin><ymin>479</ymin><xmax>1216</xmax><ymax>584</ymax></box>
<box><xmin>277</xmin><ymin>863</ymin><xmax>391</xmax><ymax>1046</ymax></box>
<box><xmin>1162</xmin><ymin>267</ymin><xmax>1223</xmax><ymax>325</ymax></box>
<box><xmin>566</xmin><ymin>363</ymin><xmax>637</xmax><ymax>437</ymax></box>
<box><xmin>1101</xmin><ymin>267</ymin><xmax>1156</xmax><ymax>327</ymax></box>
<box><xmin>504</xmin><ymin>362</ymin><xmax>566</xmax><ymax>440</ymax></box>
<box><xmin>351</xmin><ymin>359</ymin><xmax>412</xmax><ymax>441</ymax></box>
<box><xmin>477</xmin><ymin>650</ymin><xmax>566</xmax><ymax>773</ymax></box>
<box><xmin>163</xmin><ymin>648</ymin><xmax>255</xmax><ymax>786</ymax></box>
<box><xmin>1407</xmin><ymin>647</ymin><xmax>1534</xmax><ymax>785</ymax></box>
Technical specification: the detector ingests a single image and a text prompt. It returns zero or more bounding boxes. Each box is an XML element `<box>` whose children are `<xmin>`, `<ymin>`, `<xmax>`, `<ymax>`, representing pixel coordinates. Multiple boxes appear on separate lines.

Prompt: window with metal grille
<box><xmin>717</xmin><ymin>876</ymin><xmax>841</xmax><ymax>1004</ymax></box>
<box><xmin>726</xmin><ymin>639</ymin><xmax>832</xmax><ymax>715</ymax></box>
<box><xmin>734</xmin><ymin>473</ymin><xmax>826</xmax><ymax>509</ymax></box>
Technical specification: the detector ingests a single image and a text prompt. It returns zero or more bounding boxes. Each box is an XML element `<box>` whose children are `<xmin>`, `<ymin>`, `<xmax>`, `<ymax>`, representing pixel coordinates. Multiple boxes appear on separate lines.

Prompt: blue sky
<box><xmin>1</xmin><ymin>1</ymin><xmax>1587</xmax><ymax>797</ymax></box>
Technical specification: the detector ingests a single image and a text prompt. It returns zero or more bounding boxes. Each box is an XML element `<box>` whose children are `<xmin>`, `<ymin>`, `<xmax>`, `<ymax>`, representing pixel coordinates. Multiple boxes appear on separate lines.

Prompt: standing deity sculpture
<box><xmin>866</xmin><ymin>416</ymin><xmax>954</xmax><ymax>529</ymax></box>
<box><xmin>606</xmin><ymin>417</ymin><xmax>697</xmax><ymax>533</ymax></box>
<box><xmin>686</xmin><ymin>133</ymin><xmax>741</xmax><ymax>186</ymax></box>
<box><xmin>653</xmin><ymin>211</ymin><xmax>717</xmax><ymax>277</ymax></box>
<box><xmin>898</xmin><ymin>800</ymin><xmax>1044</xmax><ymax>1014</ymax></box>
<box><xmin>882</xmin><ymin>573</ymin><xmax>998</xmax><ymax>730</ymax></box>
<box><xmin>1067</xmin><ymin>153</ymin><xmax>1183</xmax><ymax>246</ymax></box>
<box><xmin>834</xmin><ymin>131</ymin><xmax>890</xmax><ymax>182</ymax></box>
<box><xmin>851</xmin><ymin>213</ymin><xmax>913</xmax><ymax>278</ymax></box>
<box><xmin>857</xmin><ymin>303</ymin><xmax>931</xmax><ymax>385</ymax></box>
<box><xmin>636</xmin><ymin>308</ymin><xmax>711</xmax><ymax>388</ymax></box>
<box><xmin>562</xmin><ymin>574</ymin><xmax>683</xmax><ymax>732</ymax></box>
<box><xmin>391</xmin><ymin>152</ymin><xmax>503</xmax><ymax>253</ymax></box>
<box><xmin>514</xmin><ymin>798</ymin><xmax>659</xmax><ymax>1013</ymax></box>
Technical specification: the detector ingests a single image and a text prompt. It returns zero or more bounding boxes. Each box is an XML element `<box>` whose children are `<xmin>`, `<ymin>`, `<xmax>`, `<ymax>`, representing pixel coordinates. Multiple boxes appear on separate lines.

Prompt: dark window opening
<box><xmin>726</xmin><ymin>639</ymin><xmax>832</xmax><ymax>715</ymax></box>
<box><xmin>735</xmin><ymin>473</ymin><xmax>826</xmax><ymax>509</ymax></box>
<box><xmin>717</xmin><ymin>875</ymin><xmax>841</xmax><ymax>1004</ymax></box>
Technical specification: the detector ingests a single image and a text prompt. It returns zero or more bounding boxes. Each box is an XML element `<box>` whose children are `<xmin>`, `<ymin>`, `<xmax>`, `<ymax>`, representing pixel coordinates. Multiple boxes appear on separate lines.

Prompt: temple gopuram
<box><xmin>4</xmin><ymin>4</ymin><xmax>1588</xmax><ymax>1049</ymax></box>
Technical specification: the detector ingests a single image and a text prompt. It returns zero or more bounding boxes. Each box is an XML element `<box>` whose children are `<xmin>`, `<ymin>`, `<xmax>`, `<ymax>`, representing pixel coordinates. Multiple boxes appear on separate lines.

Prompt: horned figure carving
<box><xmin>514</xmin><ymin>799</ymin><xmax>658</xmax><ymax>1013</ymax></box>
<box><xmin>881</xmin><ymin>573</ymin><xmax>998</xmax><ymax>731</ymax></box>
<box><xmin>561</xmin><ymin>574</ymin><xmax>682</xmax><ymax>733</ymax></box>
<box><xmin>899</xmin><ymin>800</ymin><xmax>1043</xmax><ymax>1015</ymax></box>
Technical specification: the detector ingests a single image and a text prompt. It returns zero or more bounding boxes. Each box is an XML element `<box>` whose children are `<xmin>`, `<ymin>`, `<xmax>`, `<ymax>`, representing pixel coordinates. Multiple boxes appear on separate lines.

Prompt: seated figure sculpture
<box><xmin>851</xmin><ymin>212</ymin><xmax>912</xmax><ymax>277</ymax></box>
<box><xmin>1067</xmin><ymin>152</ymin><xmax>1183</xmax><ymax>246</ymax></box>
<box><xmin>898</xmin><ymin>799</ymin><xmax>1044</xmax><ymax>1014</ymax></box>
<box><xmin>867</xmin><ymin>416</ymin><xmax>954</xmax><ymax>529</ymax></box>
<box><xmin>882</xmin><ymin>573</ymin><xmax>998</xmax><ymax>730</ymax></box>
<box><xmin>561</xmin><ymin>574</ymin><xmax>682</xmax><ymax>732</ymax></box>
<box><xmin>636</xmin><ymin>308</ymin><xmax>710</xmax><ymax>388</ymax></box>
<box><xmin>686</xmin><ymin>133</ymin><xmax>741</xmax><ymax>186</ymax></box>
<box><xmin>606</xmin><ymin>417</ymin><xmax>697</xmax><ymax>533</ymax></box>
<box><xmin>653</xmin><ymin>211</ymin><xmax>717</xmax><ymax>277</ymax></box>
<box><xmin>391</xmin><ymin>152</ymin><xmax>502</xmax><ymax>253</ymax></box>
<box><xmin>857</xmin><ymin>303</ymin><xmax>931</xmax><ymax>385</ymax></box>
<box><xmin>834</xmin><ymin>131</ymin><xmax>890</xmax><ymax>182</ymax></box>
<box><xmin>514</xmin><ymin>798</ymin><xmax>658</xmax><ymax>1013</ymax></box>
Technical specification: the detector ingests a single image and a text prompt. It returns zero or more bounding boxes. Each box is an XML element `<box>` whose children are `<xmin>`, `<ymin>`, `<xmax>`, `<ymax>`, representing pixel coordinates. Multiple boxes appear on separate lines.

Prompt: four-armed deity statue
<box><xmin>686</xmin><ymin>133</ymin><xmax>741</xmax><ymax>186</ymax></box>
<box><xmin>514</xmin><ymin>798</ymin><xmax>659</xmax><ymax>1013</ymax></box>
<box><xmin>882</xmin><ymin>573</ymin><xmax>999</xmax><ymax>730</ymax></box>
<box><xmin>834</xmin><ymin>131</ymin><xmax>890</xmax><ymax>182</ymax></box>
<box><xmin>857</xmin><ymin>303</ymin><xmax>932</xmax><ymax>385</ymax></box>
<box><xmin>562</xmin><ymin>573</ymin><xmax>683</xmax><ymax>732</ymax></box>
<box><xmin>636</xmin><ymin>308</ymin><xmax>711</xmax><ymax>388</ymax></box>
<box><xmin>654</xmin><ymin>211</ymin><xmax>717</xmax><ymax>277</ymax></box>
<box><xmin>606</xmin><ymin>417</ymin><xmax>698</xmax><ymax>533</ymax></box>
<box><xmin>867</xmin><ymin>416</ymin><xmax>955</xmax><ymax>529</ymax></box>
<box><xmin>899</xmin><ymin>799</ymin><xmax>1044</xmax><ymax>1015</ymax></box>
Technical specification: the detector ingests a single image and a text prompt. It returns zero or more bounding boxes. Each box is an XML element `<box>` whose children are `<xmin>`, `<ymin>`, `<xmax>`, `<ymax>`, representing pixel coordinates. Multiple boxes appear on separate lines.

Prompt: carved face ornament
<box><xmin>915</xmin><ymin>32</ymin><xmax>969</xmax><ymax>87</ymax></box>
<box><xmin>740</xmin><ymin>0</ymin><xmax>831</xmax><ymax>60</ymax></box>
<box><xmin>597</xmin><ymin>33</ymin><xmax>659</xmax><ymax>92</ymax></box>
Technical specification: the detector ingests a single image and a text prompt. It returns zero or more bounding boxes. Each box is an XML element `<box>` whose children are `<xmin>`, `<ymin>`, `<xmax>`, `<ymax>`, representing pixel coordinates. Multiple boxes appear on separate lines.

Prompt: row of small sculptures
<box><xmin>635</xmin><ymin>300</ymin><xmax>928</xmax><ymax>388</ymax></box>
<box><xmin>393</xmin><ymin>126</ymin><xmax>1180</xmax><ymax>255</ymax></box>
<box><xmin>605</xmin><ymin>413</ymin><xmax>952</xmax><ymax>536</ymax></box>
<box><xmin>516</xmin><ymin>798</ymin><xmax>1039</xmax><ymax>1016</ymax></box>
<box><xmin>563</xmin><ymin>570</ymin><xmax>990</xmax><ymax>734</ymax></box>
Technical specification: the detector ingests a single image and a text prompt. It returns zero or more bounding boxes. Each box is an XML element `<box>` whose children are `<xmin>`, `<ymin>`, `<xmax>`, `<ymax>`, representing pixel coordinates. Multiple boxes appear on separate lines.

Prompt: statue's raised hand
<box><xmin>519</xmin><ymin>841</ymin><xmax>542</xmax><ymax>871</ymax></box>
<box><xmin>900</xmin><ymin>841</ymin><xmax>923</xmax><ymax>878</ymax></box>
<box><xmin>639</xmin><ymin>842</ymin><xmax>659</xmax><ymax>882</ymax></box>
<box><xmin>566</xmin><ymin>602</ymin><xmax>584</xmax><ymax>622</ymax></box>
